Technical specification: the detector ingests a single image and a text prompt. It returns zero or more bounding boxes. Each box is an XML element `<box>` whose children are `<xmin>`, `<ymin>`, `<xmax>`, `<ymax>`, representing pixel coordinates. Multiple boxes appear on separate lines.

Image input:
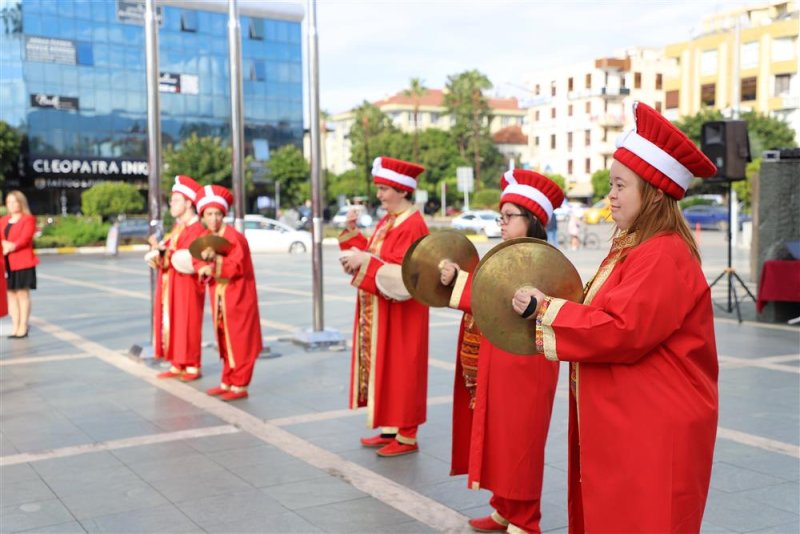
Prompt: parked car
<box><xmin>331</xmin><ymin>205</ymin><xmax>373</xmax><ymax>229</ymax></box>
<box><xmin>583</xmin><ymin>199</ymin><xmax>612</xmax><ymax>224</ymax></box>
<box><xmin>116</xmin><ymin>218</ymin><xmax>150</xmax><ymax>243</ymax></box>
<box><xmin>553</xmin><ymin>201</ymin><xmax>587</xmax><ymax>222</ymax></box>
<box><xmin>682</xmin><ymin>205</ymin><xmax>750</xmax><ymax>231</ymax></box>
<box><xmin>451</xmin><ymin>210</ymin><xmax>501</xmax><ymax>238</ymax></box>
<box><xmin>227</xmin><ymin>215</ymin><xmax>312</xmax><ymax>253</ymax></box>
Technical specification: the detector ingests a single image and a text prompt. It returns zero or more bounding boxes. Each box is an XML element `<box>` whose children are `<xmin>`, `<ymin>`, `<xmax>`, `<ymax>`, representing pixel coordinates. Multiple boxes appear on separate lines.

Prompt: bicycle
<box><xmin>557</xmin><ymin>228</ymin><xmax>601</xmax><ymax>249</ymax></box>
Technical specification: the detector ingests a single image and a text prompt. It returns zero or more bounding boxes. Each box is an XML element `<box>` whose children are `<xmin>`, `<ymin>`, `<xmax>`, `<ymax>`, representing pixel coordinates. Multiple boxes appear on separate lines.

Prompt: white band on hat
<box><xmin>502</xmin><ymin>170</ymin><xmax>554</xmax><ymax>222</ymax></box>
<box><xmin>172</xmin><ymin>182</ymin><xmax>197</xmax><ymax>201</ymax></box>
<box><xmin>197</xmin><ymin>185</ymin><xmax>229</xmax><ymax>212</ymax></box>
<box><xmin>615</xmin><ymin>129</ymin><xmax>693</xmax><ymax>191</ymax></box>
<box><xmin>372</xmin><ymin>157</ymin><xmax>417</xmax><ymax>190</ymax></box>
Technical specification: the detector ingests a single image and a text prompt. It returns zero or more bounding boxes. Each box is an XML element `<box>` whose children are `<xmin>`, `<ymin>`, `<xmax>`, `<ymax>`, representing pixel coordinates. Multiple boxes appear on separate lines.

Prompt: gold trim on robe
<box><xmin>449</xmin><ymin>269</ymin><xmax>470</xmax><ymax>309</ymax></box>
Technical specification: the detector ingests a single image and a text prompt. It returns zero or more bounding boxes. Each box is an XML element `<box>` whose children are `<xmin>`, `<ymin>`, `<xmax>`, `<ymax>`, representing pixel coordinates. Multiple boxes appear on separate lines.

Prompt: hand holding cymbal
<box><xmin>438</xmin><ymin>259</ymin><xmax>459</xmax><ymax>287</ymax></box>
<box><xmin>200</xmin><ymin>247</ymin><xmax>216</xmax><ymax>261</ymax></box>
<box><xmin>189</xmin><ymin>234</ymin><xmax>232</xmax><ymax>260</ymax></box>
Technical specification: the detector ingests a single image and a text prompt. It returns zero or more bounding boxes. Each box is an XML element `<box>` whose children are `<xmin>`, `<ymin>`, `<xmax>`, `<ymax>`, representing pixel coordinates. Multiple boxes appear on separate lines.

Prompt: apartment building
<box><xmin>663</xmin><ymin>1</ymin><xmax>799</xmax><ymax>133</ymax></box>
<box><xmin>325</xmin><ymin>89</ymin><xmax>527</xmax><ymax>175</ymax></box>
<box><xmin>526</xmin><ymin>48</ymin><xmax>670</xmax><ymax>199</ymax></box>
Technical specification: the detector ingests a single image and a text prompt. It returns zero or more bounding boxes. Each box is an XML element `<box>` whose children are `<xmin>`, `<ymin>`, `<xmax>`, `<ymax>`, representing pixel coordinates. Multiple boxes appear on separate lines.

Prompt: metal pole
<box><xmin>275</xmin><ymin>180</ymin><xmax>280</xmax><ymax>218</ymax></box>
<box><xmin>731</xmin><ymin>15</ymin><xmax>741</xmax><ymax>119</ymax></box>
<box><xmin>441</xmin><ymin>181</ymin><xmax>445</xmax><ymax>218</ymax></box>
<box><xmin>145</xmin><ymin>0</ymin><xmax>162</xmax><ymax>344</ymax></box>
<box><xmin>227</xmin><ymin>0</ymin><xmax>245</xmax><ymax>231</ymax></box>
<box><xmin>308</xmin><ymin>0</ymin><xmax>324</xmax><ymax>331</ymax></box>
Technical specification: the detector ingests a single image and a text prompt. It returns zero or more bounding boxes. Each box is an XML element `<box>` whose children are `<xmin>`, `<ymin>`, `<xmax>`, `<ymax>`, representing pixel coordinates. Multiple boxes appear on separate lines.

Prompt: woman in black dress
<box><xmin>1</xmin><ymin>190</ymin><xmax>39</xmax><ymax>338</ymax></box>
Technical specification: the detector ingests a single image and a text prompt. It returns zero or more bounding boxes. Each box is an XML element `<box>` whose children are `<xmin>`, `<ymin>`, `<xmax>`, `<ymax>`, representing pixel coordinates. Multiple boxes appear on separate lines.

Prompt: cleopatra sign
<box><xmin>29</xmin><ymin>157</ymin><xmax>148</xmax><ymax>178</ymax></box>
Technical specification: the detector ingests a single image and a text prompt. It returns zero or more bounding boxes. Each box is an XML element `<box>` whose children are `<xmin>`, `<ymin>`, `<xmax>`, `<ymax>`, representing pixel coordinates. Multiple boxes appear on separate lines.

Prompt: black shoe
<box><xmin>10</xmin><ymin>330</ymin><xmax>28</xmax><ymax>339</ymax></box>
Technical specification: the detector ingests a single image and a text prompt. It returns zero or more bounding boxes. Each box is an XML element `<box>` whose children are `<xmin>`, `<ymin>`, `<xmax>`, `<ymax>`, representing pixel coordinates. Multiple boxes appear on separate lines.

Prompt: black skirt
<box><xmin>6</xmin><ymin>265</ymin><xmax>37</xmax><ymax>290</ymax></box>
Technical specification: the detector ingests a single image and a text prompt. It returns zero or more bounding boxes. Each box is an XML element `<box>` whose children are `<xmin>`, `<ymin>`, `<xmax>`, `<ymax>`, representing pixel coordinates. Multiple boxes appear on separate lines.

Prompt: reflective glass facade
<box><xmin>0</xmin><ymin>0</ymin><xmax>303</xmax><ymax>211</ymax></box>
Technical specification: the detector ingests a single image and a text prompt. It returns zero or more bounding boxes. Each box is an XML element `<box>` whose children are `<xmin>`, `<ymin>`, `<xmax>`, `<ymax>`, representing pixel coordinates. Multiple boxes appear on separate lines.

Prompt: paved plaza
<box><xmin>1</xmin><ymin>225</ymin><xmax>798</xmax><ymax>533</ymax></box>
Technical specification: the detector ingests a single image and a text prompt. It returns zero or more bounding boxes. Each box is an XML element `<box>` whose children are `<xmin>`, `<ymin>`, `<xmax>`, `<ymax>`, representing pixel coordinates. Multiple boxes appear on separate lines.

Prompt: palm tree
<box><xmin>403</xmin><ymin>78</ymin><xmax>427</xmax><ymax>162</ymax></box>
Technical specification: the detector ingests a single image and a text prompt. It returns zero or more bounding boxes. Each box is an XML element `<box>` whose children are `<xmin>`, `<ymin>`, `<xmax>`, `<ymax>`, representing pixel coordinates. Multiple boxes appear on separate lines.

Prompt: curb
<box><xmin>35</xmin><ymin>244</ymin><xmax>150</xmax><ymax>255</ymax></box>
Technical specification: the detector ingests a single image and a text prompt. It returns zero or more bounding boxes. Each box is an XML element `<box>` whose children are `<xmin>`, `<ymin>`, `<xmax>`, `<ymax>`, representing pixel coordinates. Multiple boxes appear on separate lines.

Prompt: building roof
<box><xmin>373</xmin><ymin>89</ymin><xmax>521</xmax><ymax>112</ymax></box>
<box><xmin>492</xmin><ymin>125</ymin><xmax>528</xmax><ymax>145</ymax></box>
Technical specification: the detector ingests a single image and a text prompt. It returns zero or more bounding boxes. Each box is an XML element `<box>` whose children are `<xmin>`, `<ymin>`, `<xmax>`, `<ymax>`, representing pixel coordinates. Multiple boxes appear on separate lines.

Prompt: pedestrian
<box><xmin>194</xmin><ymin>185</ymin><xmax>262</xmax><ymax>401</ymax></box>
<box><xmin>567</xmin><ymin>208</ymin><xmax>581</xmax><ymax>250</ymax></box>
<box><xmin>338</xmin><ymin>156</ymin><xmax>430</xmax><ymax>457</ymax></box>
<box><xmin>150</xmin><ymin>175</ymin><xmax>208</xmax><ymax>381</ymax></box>
<box><xmin>546</xmin><ymin>206</ymin><xmax>558</xmax><ymax>245</ymax></box>
<box><xmin>1</xmin><ymin>190</ymin><xmax>39</xmax><ymax>339</ymax></box>
<box><xmin>440</xmin><ymin>170</ymin><xmax>564</xmax><ymax>534</ymax></box>
<box><xmin>512</xmin><ymin>101</ymin><xmax>719</xmax><ymax>533</ymax></box>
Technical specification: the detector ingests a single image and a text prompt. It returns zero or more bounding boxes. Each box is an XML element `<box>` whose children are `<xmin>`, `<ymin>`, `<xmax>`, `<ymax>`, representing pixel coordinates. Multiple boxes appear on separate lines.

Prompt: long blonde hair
<box><xmin>5</xmin><ymin>190</ymin><xmax>32</xmax><ymax>216</ymax></box>
<box><xmin>622</xmin><ymin>178</ymin><xmax>700</xmax><ymax>263</ymax></box>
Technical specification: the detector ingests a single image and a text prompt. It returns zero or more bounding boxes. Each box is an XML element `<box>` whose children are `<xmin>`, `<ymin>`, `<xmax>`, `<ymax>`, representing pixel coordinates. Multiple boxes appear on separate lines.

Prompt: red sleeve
<box><xmin>540</xmin><ymin>242</ymin><xmax>700</xmax><ymax>364</ymax></box>
<box><xmin>10</xmin><ymin>215</ymin><xmax>36</xmax><ymax>250</ymax></box>
<box><xmin>338</xmin><ymin>229</ymin><xmax>368</xmax><ymax>251</ymax></box>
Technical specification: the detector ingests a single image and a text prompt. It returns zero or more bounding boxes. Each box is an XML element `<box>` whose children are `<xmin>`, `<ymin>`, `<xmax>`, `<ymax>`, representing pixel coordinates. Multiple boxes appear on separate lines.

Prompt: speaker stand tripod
<box><xmin>708</xmin><ymin>181</ymin><xmax>756</xmax><ymax>323</ymax></box>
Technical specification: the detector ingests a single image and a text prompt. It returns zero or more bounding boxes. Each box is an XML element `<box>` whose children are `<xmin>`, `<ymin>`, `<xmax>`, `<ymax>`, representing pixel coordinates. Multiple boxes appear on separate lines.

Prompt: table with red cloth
<box><xmin>756</xmin><ymin>260</ymin><xmax>800</xmax><ymax>313</ymax></box>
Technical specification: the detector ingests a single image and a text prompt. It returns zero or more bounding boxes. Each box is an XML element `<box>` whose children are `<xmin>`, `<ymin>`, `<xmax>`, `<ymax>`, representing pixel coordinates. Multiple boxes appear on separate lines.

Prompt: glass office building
<box><xmin>0</xmin><ymin>0</ymin><xmax>304</xmax><ymax>212</ymax></box>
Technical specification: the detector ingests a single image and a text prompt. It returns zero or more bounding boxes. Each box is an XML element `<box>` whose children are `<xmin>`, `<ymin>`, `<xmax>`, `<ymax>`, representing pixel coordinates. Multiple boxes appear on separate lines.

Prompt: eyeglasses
<box><xmin>496</xmin><ymin>213</ymin><xmax>528</xmax><ymax>225</ymax></box>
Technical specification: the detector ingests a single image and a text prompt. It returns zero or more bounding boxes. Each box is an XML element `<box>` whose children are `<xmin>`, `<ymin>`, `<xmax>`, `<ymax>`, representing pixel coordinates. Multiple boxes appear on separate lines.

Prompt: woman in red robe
<box><xmin>440</xmin><ymin>170</ymin><xmax>564</xmax><ymax>534</ymax></box>
<box><xmin>513</xmin><ymin>102</ymin><xmax>719</xmax><ymax>533</ymax></box>
<box><xmin>150</xmin><ymin>175</ymin><xmax>207</xmax><ymax>381</ymax></box>
<box><xmin>339</xmin><ymin>156</ymin><xmax>429</xmax><ymax>457</ymax></box>
<box><xmin>195</xmin><ymin>185</ymin><xmax>262</xmax><ymax>401</ymax></box>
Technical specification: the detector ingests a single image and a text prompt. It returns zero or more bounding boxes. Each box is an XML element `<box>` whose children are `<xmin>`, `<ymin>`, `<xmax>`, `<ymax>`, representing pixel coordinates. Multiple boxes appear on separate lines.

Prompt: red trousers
<box><xmin>491</xmin><ymin>494</ymin><xmax>542</xmax><ymax>534</ymax></box>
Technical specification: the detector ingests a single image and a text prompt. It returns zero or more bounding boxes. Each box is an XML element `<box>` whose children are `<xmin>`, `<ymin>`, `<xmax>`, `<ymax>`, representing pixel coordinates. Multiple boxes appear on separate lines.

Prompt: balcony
<box><xmin>593</xmin><ymin>113</ymin><xmax>625</xmax><ymax>127</ymax></box>
<box><xmin>600</xmin><ymin>86</ymin><xmax>630</xmax><ymax>98</ymax></box>
<box><xmin>595</xmin><ymin>141</ymin><xmax>617</xmax><ymax>155</ymax></box>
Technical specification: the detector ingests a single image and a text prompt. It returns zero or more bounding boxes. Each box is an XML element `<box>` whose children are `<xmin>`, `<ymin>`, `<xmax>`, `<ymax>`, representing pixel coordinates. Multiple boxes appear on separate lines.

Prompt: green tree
<box><xmin>328</xmin><ymin>169</ymin><xmax>368</xmax><ymax>201</ymax></box>
<box><xmin>349</xmin><ymin>102</ymin><xmax>396</xmax><ymax>202</ymax></box>
<box><xmin>444</xmin><ymin>70</ymin><xmax>493</xmax><ymax>186</ymax></box>
<box><xmin>81</xmin><ymin>182</ymin><xmax>145</xmax><ymax>218</ymax></box>
<box><xmin>733</xmin><ymin>158</ymin><xmax>761</xmax><ymax>213</ymax></box>
<box><xmin>0</xmin><ymin>120</ymin><xmax>22</xmax><ymax>185</ymax></box>
<box><xmin>545</xmin><ymin>173</ymin><xmax>567</xmax><ymax>193</ymax></box>
<box><xmin>162</xmin><ymin>133</ymin><xmax>254</xmax><ymax>196</ymax></box>
<box><xmin>266</xmin><ymin>144</ymin><xmax>309</xmax><ymax>209</ymax></box>
<box><xmin>590</xmin><ymin>169</ymin><xmax>610</xmax><ymax>203</ymax></box>
<box><xmin>403</xmin><ymin>77</ymin><xmax>427</xmax><ymax>162</ymax></box>
<box><xmin>472</xmin><ymin>188</ymin><xmax>501</xmax><ymax>209</ymax></box>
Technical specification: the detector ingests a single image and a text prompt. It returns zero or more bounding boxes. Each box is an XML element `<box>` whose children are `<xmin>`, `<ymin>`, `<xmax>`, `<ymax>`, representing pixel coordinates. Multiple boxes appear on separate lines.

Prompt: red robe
<box><xmin>338</xmin><ymin>208</ymin><xmax>429</xmax><ymax>429</ymax></box>
<box><xmin>449</xmin><ymin>269</ymin><xmax>559</xmax><ymax>500</ymax></box>
<box><xmin>166</xmin><ymin>218</ymin><xmax>207</xmax><ymax>368</ymax></box>
<box><xmin>0</xmin><ymin>256</ymin><xmax>7</xmax><ymax>318</ymax></box>
<box><xmin>204</xmin><ymin>225</ymin><xmax>262</xmax><ymax>385</ymax></box>
<box><xmin>152</xmin><ymin>227</ymin><xmax>175</xmax><ymax>360</ymax></box>
<box><xmin>537</xmin><ymin>232</ymin><xmax>718</xmax><ymax>533</ymax></box>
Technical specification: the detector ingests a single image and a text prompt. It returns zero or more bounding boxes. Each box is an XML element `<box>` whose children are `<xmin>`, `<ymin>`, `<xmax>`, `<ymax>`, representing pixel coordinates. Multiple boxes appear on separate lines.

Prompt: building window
<box><xmin>634</xmin><ymin>72</ymin><xmax>641</xmax><ymax>89</ymax></box>
<box><xmin>585</xmin><ymin>101</ymin><xmax>591</xmax><ymax>114</ymax></box>
<box><xmin>534</xmin><ymin>136</ymin><xmax>539</xmax><ymax>146</ymax></box>
<box><xmin>775</xmin><ymin>74</ymin><xmax>791</xmax><ymax>96</ymax></box>
<box><xmin>534</xmin><ymin>84</ymin><xmax>540</xmax><ymax>95</ymax></box>
<box><xmin>655</xmin><ymin>73</ymin><xmax>662</xmax><ymax>90</ymax></box>
<box><xmin>567</xmin><ymin>160</ymin><xmax>573</xmax><ymax>175</ymax></box>
<box><xmin>180</xmin><ymin>11</ymin><xmax>197</xmax><ymax>32</ymax></box>
<box><xmin>550</xmin><ymin>83</ymin><xmax>556</xmax><ymax>97</ymax></box>
<box><xmin>249</xmin><ymin>18</ymin><xmax>265</xmax><ymax>40</ymax></box>
<box><xmin>701</xmin><ymin>83</ymin><xmax>715</xmax><ymax>106</ymax></box>
<box><xmin>551</xmin><ymin>107</ymin><xmax>556</xmax><ymax>119</ymax></box>
<box><xmin>585</xmin><ymin>73</ymin><xmax>591</xmax><ymax>89</ymax></box>
<box><xmin>700</xmin><ymin>49</ymin><xmax>718</xmax><ymax>76</ymax></box>
<box><xmin>567</xmin><ymin>132</ymin><xmax>573</xmax><ymax>150</ymax></box>
<box><xmin>568</xmin><ymin>104</ymin><xmax>573</xmax><ymax>116</ymax></box>
<box><xmin>666</xmin><ymin>89</ymin><xmax>679</xmax><ymax>109</ymax></box>
<box><xmin>741</xmin><ymin>77</ymin><xmax>757</xmax><ymax>101</ymax></box>
<box><xmin>742</xmin><ymin>42</ymin><xmax>759</xmax><ymax>69</ymax></box>
<box><xmin>550</xmin><ymin>134</ymin><xmax>556</xmax><ymax>150</ymax></box>
<box><xmin>585</xmin><ymin>158</ymin><xmax>591</xmax><ymax>174</ymax></box>
<box><xmin>430</xmin><ymin>112</ymin><xmax>439</xmax><ymax>123</ymax></box>
<box><xmin>772</xmin><ymin>37</ymin><xmax>796</xmax><ymax>62</ymax></box>
<box><xmin>584</xmin><ymin>129</ymin><xmax>591</xmax><ymax>146</ymax></box>
<box><xmin>655</xmin><ymin>101</ymin><xmax>662</xmax><ymax>112</ymax></box>
<box><xmin>534</xmin><ymin>110</ymin><xmax>540</xmax><ymax>121</ymax></box>
<box><xmin>568</xmin><ymin>77</ymin><xmax>574</xmax><ymax>91</ymax></box>
<box><xmin>249</xmin><ymin>59</ymin><xmax>266</xmax><ymax>81</ymax></box>
<box><xmin>76</xmin><ymin>41</ymin><xmax>93</xmax><ymax>66</ymax></box>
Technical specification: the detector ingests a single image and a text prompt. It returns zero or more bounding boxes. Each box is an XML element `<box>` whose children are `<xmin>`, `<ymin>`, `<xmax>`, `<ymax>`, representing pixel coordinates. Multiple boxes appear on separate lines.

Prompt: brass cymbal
<box><xmin>471</xmin><ymin>237</ymin><xmax>582</xmax><ymax>355</ymax></box>
<box><xmin>402</xmin><ymin>231</ymin><xmax>479</xmax><ymax>307</ymax></box>
<box><xmin>189</xmin><ymin>234</ymin><xmax>233</xmax><ymax>260</ymax></box>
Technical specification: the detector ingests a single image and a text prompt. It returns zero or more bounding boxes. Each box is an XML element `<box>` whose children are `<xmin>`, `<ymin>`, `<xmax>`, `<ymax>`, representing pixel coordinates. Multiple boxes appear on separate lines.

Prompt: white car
<box><xmin>331</xmin><ymin>205</ymin><xmax>373</xmax><ymax>229</ymax></box>
<box><xmin>226</xmin><ymin>215</ymin><xmax>312</xmax><ymax>253</ymax></box>
<box><xmin>553</xmin><ymin>200</ymin><xmax>587</xmax><ymax>222</ymax></box>
<box><xmin>451</xmin><ymin>210</ymin><xmax>502</xmax><ymax>238</ymax></box>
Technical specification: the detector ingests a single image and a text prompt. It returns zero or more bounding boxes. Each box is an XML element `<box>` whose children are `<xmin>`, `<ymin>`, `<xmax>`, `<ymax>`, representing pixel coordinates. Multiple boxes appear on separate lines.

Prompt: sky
<box><xmin>294</xmin><ymin>0</ymin><xmax>747</xmax><ymax>115</ymax></box>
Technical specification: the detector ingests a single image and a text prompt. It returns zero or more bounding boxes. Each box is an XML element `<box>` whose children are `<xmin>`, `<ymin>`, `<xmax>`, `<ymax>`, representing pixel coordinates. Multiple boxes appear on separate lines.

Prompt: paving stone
<box><xmin>79</xmin><ymin>503</ymin><xmax>199</xmax><ymax>533</ymax></box>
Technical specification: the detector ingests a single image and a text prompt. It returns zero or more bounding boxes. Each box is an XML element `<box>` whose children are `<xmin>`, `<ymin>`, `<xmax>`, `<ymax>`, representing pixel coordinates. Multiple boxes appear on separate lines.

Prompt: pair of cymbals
<box><xmin>189</xmin><ymin>235</ymin><xmax>233</xmax><ymax>260</ymax></box>
<box><xmin>471</xmin><ymin>238</ymin><xmax>583</xmax><ymax>355</ymax></box>
<box><xmin>401</xmin><ymin>231</ymin><xmax>479</xmax><ymax>308</ymax></box>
